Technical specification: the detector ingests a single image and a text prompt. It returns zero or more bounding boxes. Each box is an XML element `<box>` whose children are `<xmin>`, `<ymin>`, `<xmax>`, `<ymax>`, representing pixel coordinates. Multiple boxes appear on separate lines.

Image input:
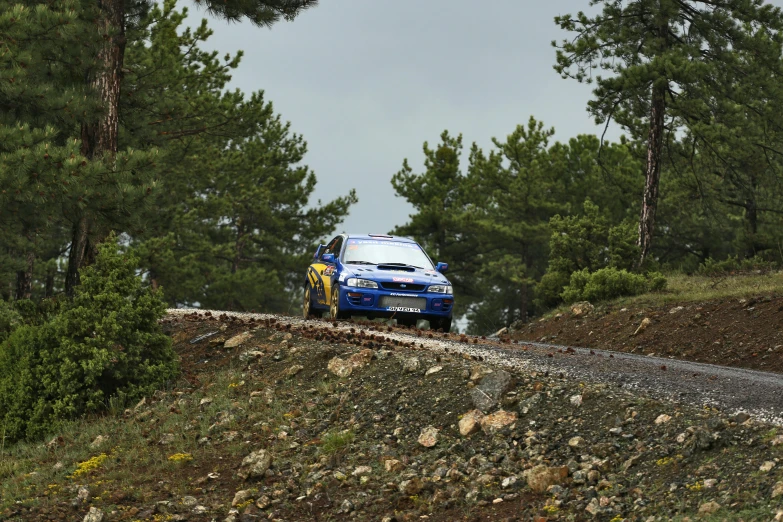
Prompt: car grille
<box><xmin>379</xmin><ymin>282</ymin><xmax>426</xmax><ymax>291</ymax></box>
<box><xmin>378</xmin><ymin>296</ymin><xmax>426</xmax><ymax>310</ymax></box>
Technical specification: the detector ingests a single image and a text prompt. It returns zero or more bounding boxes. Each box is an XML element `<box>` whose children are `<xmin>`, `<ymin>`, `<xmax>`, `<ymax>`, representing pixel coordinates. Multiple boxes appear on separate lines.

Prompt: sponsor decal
<box><xmin>390</xmin><ymin>293</ymin><xmax>418</xmax><ymax>297</ymax></box>
<box><xmin>387</xmin><ymin>307</ymin><xmax>421</xmax><ymax>313</ymax></box>
<box><xmin>338</xmin><ymin>273</ymin><xmax>347</xmax><ymax>282</ymax></box>
<box><xmin>324</xmin><ymin>266</ymin><xmax>336</xmax><ymax>276</ymax></box>
<box><xmin>347</xmin><ymin>239</ymin><xmax>421</xmax><ymax>249</ymax></box>
<box><xmin>393</xmin><ymin>277</ymin><xmax>414</xmax><ymax>283</ymax></box>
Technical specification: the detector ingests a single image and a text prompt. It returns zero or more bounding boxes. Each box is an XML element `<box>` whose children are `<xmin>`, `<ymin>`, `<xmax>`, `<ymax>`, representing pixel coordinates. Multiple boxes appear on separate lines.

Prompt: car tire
<box><xmin>396</xmin><ymin>317</ymin><xmax>418</xmax><ymax>328</ymax></box>
<box><xmin>429</xmin><ymin>316</ymin><xmax>452</xmax><ymax>333</ymax></box>
<box><xmin>330</xmin><ymin>286</ymin><xmax>350</xmax><ymax>321</ymax></box>
<box><xmin>303</xmin><ymin>285</ymin><xmax>319</xmax><ymax>319</ymax></box>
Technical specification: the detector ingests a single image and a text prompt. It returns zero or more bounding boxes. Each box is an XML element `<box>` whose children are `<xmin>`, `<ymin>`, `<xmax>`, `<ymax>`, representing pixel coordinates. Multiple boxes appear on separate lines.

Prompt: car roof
<box><xmin>345</xmin><ymin>234</ymin><xmax>417</xmax><ymax>244</ymax></box>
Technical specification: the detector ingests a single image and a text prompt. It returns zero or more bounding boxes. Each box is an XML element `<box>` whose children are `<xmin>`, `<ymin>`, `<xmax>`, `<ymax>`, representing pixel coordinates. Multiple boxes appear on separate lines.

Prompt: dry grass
<box><xmin>547</xmin><ymin>271</ymin><xmax>783</xmax><ymax>317</ymax></box>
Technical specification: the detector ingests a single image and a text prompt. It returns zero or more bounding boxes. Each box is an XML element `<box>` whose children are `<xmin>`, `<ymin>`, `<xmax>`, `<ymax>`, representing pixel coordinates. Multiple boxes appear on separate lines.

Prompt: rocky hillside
<box><xmin>2</xmin><ymin>310</ymin><xmax>783</xmax><ymax>522</ymax></box>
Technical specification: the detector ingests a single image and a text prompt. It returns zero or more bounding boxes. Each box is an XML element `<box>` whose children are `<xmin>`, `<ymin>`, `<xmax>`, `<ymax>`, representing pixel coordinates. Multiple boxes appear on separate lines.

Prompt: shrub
<box><xmin>697</xmin><ymin>255</ymin><xmax>777</xmax><ymax>277</ymax></box>
<box><xmin>561</xmin><ymin>267</ymin><xmax>667</xmax><ymax>304</ymax></box>
<box><xmin>0</xmin><ymin>300</ymin><xmax>21</xmax><ymax>344</ymax></box>
<box><xmin>0</xmin><ymin>237</ymin><xmax>179</xmax><ymax>442</ymax></box>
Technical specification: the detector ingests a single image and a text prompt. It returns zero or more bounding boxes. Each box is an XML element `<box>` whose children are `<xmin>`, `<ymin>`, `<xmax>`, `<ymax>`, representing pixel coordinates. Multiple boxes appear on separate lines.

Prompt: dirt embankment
<box><xmin>4</xmin><ymin>310</ymin><xmax>783</xmax><ymax>522</ymax></box>
<box><xmin>511</xmin><ymin>294</ymin><xmax>783</xmax><ymax>374</ymax></box>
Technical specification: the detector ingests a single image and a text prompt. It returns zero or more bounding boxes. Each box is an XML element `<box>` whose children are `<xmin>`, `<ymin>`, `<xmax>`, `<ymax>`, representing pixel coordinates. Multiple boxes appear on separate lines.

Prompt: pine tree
<box><xmin>64</xmin><ymin>0</ymin><xmax>319</xmax><ymax>294</ymax></box>
<box><xmin>554</xmin><ymin>0</ymin><xmax>783</xmax><ymax>266</ymax></box>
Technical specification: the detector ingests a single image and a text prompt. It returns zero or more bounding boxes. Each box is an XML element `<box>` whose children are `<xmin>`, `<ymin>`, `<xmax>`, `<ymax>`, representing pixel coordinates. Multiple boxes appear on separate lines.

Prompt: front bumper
<box><xmin>338</xmin><ymin>285</ymin><xmax>453</xmax><ymax>318</ymax></box>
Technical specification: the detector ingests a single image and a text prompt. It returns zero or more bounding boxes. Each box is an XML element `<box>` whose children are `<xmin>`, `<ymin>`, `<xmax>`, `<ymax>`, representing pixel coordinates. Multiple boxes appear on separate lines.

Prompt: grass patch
<box><xmin>319</xmin><ymin>429</ymin><xmax>355</xmax><ymax>456</ymax></box>
<box><xmin>545</xmin><ymin>271</ymin><xmax>783</xmax><ymax>316</ymax></box>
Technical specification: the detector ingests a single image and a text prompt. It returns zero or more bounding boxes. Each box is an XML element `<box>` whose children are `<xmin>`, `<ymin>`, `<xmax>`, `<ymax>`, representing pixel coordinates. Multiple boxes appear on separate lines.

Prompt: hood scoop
<box><xmin>376</xmin><ymin>264</ymin><xmax>415</xmax><ymax>272</ymax></box>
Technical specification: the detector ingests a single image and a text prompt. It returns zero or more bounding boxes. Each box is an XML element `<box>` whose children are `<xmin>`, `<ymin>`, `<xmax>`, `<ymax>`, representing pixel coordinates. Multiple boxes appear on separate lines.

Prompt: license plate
<box><xmin>387</xmin><ymin>306</ymin><xmax>421</xmax><ymax>313</ymax></box>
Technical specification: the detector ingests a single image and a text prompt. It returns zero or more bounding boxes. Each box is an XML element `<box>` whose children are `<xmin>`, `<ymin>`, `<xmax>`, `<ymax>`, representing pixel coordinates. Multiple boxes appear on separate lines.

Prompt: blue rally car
<box><xmin>303</xmin><ymin>234</ymin><xmax>454</xmax><ymax>332</ymax></box>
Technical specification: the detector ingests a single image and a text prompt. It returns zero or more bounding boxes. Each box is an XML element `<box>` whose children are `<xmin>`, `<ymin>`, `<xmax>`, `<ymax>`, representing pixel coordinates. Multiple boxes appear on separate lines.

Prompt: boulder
<box><xmin>570</xmin><ymin>301</ymin><xmax>594</xmax><ymax>317</ymax></box>
<box><xmin>224</xmin><ymin>331</ymin><xmax>253</xmax><ymax>348</ymax></box>
<box><xmin>459</xmin><ymin>410</ymin><xmax>484</xmax><ymax>436</ymax></box>
<box><xmin>237</xmin><ymin>449</ymin><xmax>272</xmax><ymax>481</ymax></box>
<box><xmin>470</xmin><ymin>370</ymin><xmax>515</xmax><ymax>412</ymax></box>
<box><xmin>526</xmin><ymin>465</ymin><xmax>569</xmax><ymax>493</ymax></box>
<box><xmin>481</xmin><ymin>410</ymin><xmax>517</xmax><ymax>434</ymax></box>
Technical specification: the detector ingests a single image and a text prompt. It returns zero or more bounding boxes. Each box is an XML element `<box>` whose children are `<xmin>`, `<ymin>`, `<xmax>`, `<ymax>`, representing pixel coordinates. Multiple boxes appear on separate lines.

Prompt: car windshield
<box><xmin>343</xmin><ymin>239</ymin><xmax>434</xmax><ymax>269</ymax></box>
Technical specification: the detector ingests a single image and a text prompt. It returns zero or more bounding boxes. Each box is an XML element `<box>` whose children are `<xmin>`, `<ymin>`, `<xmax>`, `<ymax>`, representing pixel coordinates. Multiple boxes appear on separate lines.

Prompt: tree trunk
<box><xmin>15</xmin><ymin>252</ymin><xmax>35</xmax><ymax>300</ymax></box>
<box><xmin>519</xmin><ymin>281</ymin><xmax>528</xmax><ymax>324</ymax></box>
<box><xmin>65</xmin><ymin>215</ymin><xmax>91</xmax><ymax>296</ymax></box>
<box><xmin>637</xmin><ymin>7</ymin><xmax>669</xmax><ymax>268</ymax></box>
<box><xmin>65</xmin><ymin>0</ymin><xmax>126</xmax><ymax>296</ymax></box>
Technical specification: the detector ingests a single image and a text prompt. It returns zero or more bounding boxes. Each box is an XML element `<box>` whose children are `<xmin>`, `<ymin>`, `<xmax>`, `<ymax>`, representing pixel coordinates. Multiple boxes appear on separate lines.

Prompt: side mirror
<box><xmin>313</xmin><ymin>244</ymin><xmax>325</xmax><ymax>260</ymax></box>
<box><xmin>436</xmin><ymin>262</ymin><xmax>449</xmax><ymax>274</ymax></box>
<box><xmin>321</xmin><ymin>253</ymin><xmax>336</xmax><ymax>264</ymax></box>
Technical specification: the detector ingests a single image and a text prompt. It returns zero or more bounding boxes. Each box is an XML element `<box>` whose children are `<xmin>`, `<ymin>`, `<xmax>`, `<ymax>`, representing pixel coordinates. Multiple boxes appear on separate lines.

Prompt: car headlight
<box><xmin>346</xmin><ymin>278</ymin><xmax>378</xmax><ymax>289</ymax></box>
<box><xmin>428</xmin><ymin>284</ymin><xmax>453</xmax><ymax>294</ymax></box>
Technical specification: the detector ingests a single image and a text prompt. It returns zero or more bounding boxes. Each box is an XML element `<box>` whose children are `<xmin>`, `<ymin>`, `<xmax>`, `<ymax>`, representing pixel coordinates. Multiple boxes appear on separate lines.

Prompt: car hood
<box><xmin>340</xmin><ymin>264</ymin><xmax>450</xmax><ymax>286</ymax></box>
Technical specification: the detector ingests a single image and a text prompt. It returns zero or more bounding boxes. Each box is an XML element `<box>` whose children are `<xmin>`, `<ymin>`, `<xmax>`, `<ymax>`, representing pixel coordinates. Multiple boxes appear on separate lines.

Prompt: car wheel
<box><xmin>396</xmin><ymin>317</ymin><xmax>418</xmax><ymax>328</ymax></box>
<box><xmin>330</xmin><ymin>286</ymin><xmax>350</xmax><ymax>320</ymax></box>
<box><xmin>429</xmin><ymin>316</ymin><xmax>452</xmax><ymax>333</ymax></box>
<box><xmin>303</xmin><ymin>285</ymin><xmax>319</xmax><ymax>319</ymax></box>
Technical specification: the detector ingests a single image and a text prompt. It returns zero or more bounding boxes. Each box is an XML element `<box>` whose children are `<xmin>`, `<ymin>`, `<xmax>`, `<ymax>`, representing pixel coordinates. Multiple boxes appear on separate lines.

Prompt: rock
<box><xmin>83</xmin><ymin>507</ymin><xmax>104</xmax><ymax>522</ymax></box>
<box><xmin>772</xmin><ymin>481</ymin><xmax>783</xmax><ymax>498</ymax></box>
<box><xmin>470</xmin><ymin>370</ymin><xmax>515</xmax><ymax>412</ymax></box>
<box><xmin>327</xmin><ymin>357</ymin><xmax>353</xmax><ymax>378</ymax></box>
<box><xmin>633</xmin><ymin>317</ymin><xmax>652</xmax><ymax>336</ymax></box>
<box><xmin>492</xmin><ymin>327</ymin><xmax>508</xmax><ymax>338</ymax></box>
<box><xmin>224</xmin><ymin>331</ymin><xmax>253</xmax><ymax>348</ymax></box>
<box><xmin>282</xmin><ymin>365</ymin><xmax>303</xmax><ymax>378</ymax></box>
<box><xmin>501</xmin><ymin>476</ymin><xmax>517</xmax><ymax>488</ymax></box>
<box><xmin>703</xmin><ymin>479</ymin><xmax>718</xmax><ymax>488</ymax></box>
<box><xmin>74</xmin><ymin>486</ymin><xmax>90</xmax><ymax>506</ymax></box>
<box><xmin>609</xmin><ymin>427</ymin><xmax>623</xmax><ymax>435</ymax></box>
<box><xmin>399</xmin><ymin>478</ymin><xmax>424</xmax><ymax>495</ymax></box>
<box><xmin>237</xmin><ymin>449</ymin><xmax>272</xmax><ymax>481</ymax></box>
<box><xmin>760</xmin><ymin>461</ymin><xmax>776</xmax><ymax>472</ymax></box>
<box><xmin>568</xmin><ymin>436</ymin><xmax>585</xmax><ymax>449</ymax></box>
<box><xmin>480</xmin><ymin>410</ymin><xmax>517</xmax><ymax>434</ymax></box>
<box><xmin>348</xmin><ymin>349</ymin><xmax>373</xmax><ymax>367</ymax></box>
<box><xmin>570</xmin><ymin>301</ymin><xmax>594</xmax><ymax>317</ymax></box>
<box><xmin>232</xmin><ymin>490</ymin><xmax>254</xmax><ymax>507</ymax></box>
<box><xmin>338</xmin><ymin>499</ymin><xmax>354</xmax><ymax>513</ymax></box>
<box><xmin>255</xmin><ymin>495</ymin><xmax>271</xmax><ymax>509</ymax></box>
<box><xmin>771</xmin><ymin>435</ymin><xmax>783</xmax><ymax>446</ymax></box>
<box><xmin>655</xmin><ymin>414</ymin><xmax>672</xmax><ymax>425</ymax></box>
<box><xmin>569</xmin><ymin>394</ymin><xmax>583</xmax><ymax>406</ymax></box>
<box><xmin>669</xmin><ymin>306</ymin><xmax>684</xmax><ymax>314</ymax></box>
<box><xmin>698</xmin><ymin>501</ymin><xmax>721</xmax><ymax>515</ymax></box>
<box><xmin>730</xmin><ymin>412</ymin><xmax>751</xmax><ymax>424</ymax></box>
<box><xmin>402</xmin><ymin>357</ymin><xmax>420</xmax><ymax>373</ymax></box>
<box><xmin>526</xmin><ymin>465</ymin><xmax>569</xmax><ymax>493</ymax></box>
<box><xmin>469</xmin><ymin>365</ymin><xmax>493</xmax><ymax>382</ymax></box>
<box><xmin>199</xmin><ymin>398</ymin><xmax>213</xmax><ymax>408</ymax></box>
<box><xmin>89</xmin><ymin>435</ymin><xmax>109</xmax><ymax>449</ymax></box>
<box><xmin>622</xmin><ymin>454</ymin><xmax>642</xmax><ymax>472</ymax></box>
<box><xmin>425</xmin><ymin>365</ymin><xmax>443</xmax><ymax>376</ymax></box>
<box><xmin>384</xmin><ymin>459</ymin><xmax>404</xmax><ymax>472</ymax></box>
<box><xmin>418</xmin><ymin>426</ymin><xmax>439</xmax><ymax>447</ymax></box>
<box><xmin>459</xmin><ymin>410</ymin><xmax>484</xmax><ymax>436</ymax></box>
<box><xmin>352</xmin><ymin>466</ymin><xmax>372</xmax><ymax>477</ymax></box>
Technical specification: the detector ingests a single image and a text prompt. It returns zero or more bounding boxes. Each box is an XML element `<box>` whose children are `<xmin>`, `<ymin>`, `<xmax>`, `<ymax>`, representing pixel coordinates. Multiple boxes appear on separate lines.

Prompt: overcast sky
<box><xmin>184</xmin><ymin>1</ymin><xmax>626</xmax><ymax>240</ymax></box>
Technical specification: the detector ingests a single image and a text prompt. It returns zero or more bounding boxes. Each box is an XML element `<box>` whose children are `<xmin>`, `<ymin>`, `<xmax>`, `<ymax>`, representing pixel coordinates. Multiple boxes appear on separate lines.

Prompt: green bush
<box><xmin>535</xmin><ymin>200</ymin><xmax>642</xmax><ymax>309</ymax></box>
<box><xmin>696</xmin><ymin>255</ymin><xmax>777</xmax><ymax>277</ymax></box>
<box><xmin>0</xmin><ymin>300</ymin><xmax>21</xmax><ymax>344</ymax></box>
<box><xmin>561</xmin><ymin>267</ymin><xmax>667</xmax><ymax>304</ymax></box>
<box><xmin>0</xmin><ymin>237</ymin><xmax>179</xmax><ymax>442</ymax></box>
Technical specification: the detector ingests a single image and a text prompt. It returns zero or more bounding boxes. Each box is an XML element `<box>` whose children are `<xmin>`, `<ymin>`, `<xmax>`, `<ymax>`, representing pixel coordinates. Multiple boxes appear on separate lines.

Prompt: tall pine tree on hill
<box><xmin>64</xmin><ymin>0</ymin><xmax>319</xmax><ymax>294</ymax></box>
<box><xmin>554</xmin><ymin>0</ymin><xmax>783</xmax><ymax>266</ymax></box>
